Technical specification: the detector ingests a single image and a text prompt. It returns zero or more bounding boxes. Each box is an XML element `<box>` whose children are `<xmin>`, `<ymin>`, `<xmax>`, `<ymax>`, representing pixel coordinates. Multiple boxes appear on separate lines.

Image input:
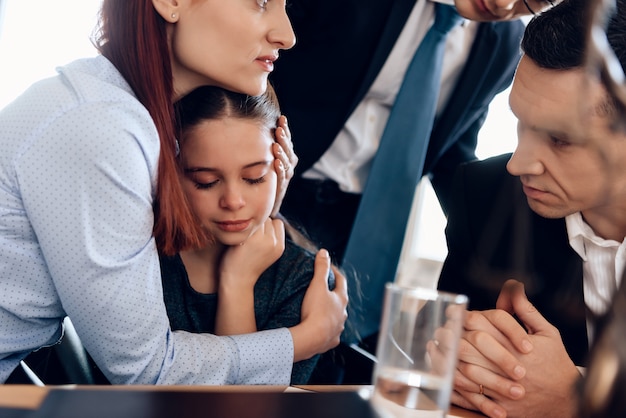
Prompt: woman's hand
<box><xmin>272</xmin><ymin>116</ymin><xmax>297</xmax><ymax>217</ymax></box>
<box><xmin>289</xmin><ymin>249</ymin><xmax>348</xmax><ymax>362</ymax></box>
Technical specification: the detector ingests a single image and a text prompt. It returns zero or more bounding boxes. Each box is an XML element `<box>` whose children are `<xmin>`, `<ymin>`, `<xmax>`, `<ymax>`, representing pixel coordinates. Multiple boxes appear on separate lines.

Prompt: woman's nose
<box><xmin>268</xmin><ymin>7</ymin><xmax>296</xmax><ymax>50</ymax></box>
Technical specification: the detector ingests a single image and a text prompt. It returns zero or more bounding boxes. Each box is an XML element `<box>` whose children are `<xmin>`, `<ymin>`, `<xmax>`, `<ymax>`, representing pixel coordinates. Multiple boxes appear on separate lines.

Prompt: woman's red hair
<box><xmin>94</xmin><ymin>0</ymin><xmax>209</xmax><ymax>255</ymax></box>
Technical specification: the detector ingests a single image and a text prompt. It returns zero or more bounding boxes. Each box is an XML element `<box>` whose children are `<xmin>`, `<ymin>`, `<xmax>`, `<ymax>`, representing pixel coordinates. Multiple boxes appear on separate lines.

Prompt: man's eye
<box><xmin>549</xmin><ymin>136</ymin><xmax>570</xmax><ymax>147</ymax></box>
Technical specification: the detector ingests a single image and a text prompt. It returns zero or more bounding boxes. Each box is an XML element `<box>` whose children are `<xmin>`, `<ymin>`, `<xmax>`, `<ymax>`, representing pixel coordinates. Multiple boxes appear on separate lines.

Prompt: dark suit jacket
<box><xmin>437</xmin><ymin>154</ymin><xmax>589</xmax><ymax>365</ymax></box>
<box><xmin>271</xmin><ymin>0</ymin><xmax>525</xmax><ymax>212</ymax></box>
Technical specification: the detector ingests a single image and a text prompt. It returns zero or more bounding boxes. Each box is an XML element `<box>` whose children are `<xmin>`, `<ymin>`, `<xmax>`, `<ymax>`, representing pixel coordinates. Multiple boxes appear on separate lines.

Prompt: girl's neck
<box><xmin>179</xmin><ymin>244</ymin><xmax>226</xmax><ymax>294</ymax></box>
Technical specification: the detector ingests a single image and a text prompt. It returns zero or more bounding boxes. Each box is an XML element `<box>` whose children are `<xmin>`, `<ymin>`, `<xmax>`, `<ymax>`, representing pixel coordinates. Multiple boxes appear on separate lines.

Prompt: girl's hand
<box><xmin>220</xmin><ymin>218</ymin><xmax>285</xmax><ymax>291</ymax></box>
<box><xmin>217</xmin><ymin>218</ymin><xmax>285</xmax><ymax>335</ymax></box>
<box><xmin>272</xmin><ymin>116</ymin><xmax>297</xmax><ymax>217</ymax></box>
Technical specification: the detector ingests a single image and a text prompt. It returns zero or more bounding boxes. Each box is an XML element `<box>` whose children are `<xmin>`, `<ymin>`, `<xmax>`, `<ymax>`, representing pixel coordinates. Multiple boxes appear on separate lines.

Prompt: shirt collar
<box><xmin>566</xmin><ymin>212</ymin><xmax>623</xmax><ymax>261</ymax></box>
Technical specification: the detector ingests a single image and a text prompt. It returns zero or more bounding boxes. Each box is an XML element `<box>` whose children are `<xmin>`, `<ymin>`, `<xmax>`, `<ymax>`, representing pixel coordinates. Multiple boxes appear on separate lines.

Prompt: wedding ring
<box><xmin>479</xmin><ymin>384</ymin><xmax>485</xmax><ymax>396</ymax></box>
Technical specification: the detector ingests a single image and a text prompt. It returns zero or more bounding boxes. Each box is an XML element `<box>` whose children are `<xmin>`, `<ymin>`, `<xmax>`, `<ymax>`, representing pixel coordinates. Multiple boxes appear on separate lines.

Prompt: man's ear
<box><xmin>152</xmin><ymin>0</ymin><xmax>180</xmax><ymax>23</ymax></box>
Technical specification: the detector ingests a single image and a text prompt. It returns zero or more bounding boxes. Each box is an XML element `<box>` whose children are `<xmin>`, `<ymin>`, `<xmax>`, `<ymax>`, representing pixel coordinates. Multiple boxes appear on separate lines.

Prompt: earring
<box><xmin>171</xmin><ymin>12</ymin><xmax>177</xmax><ymax>19</ymax></box>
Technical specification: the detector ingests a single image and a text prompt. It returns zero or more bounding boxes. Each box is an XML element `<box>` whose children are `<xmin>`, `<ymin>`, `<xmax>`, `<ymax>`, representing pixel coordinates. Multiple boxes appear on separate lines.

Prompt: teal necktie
<box><xmin>342</xmin><ymin>3</ymin><xmax>462</xmax><ymax>342</ymax></box>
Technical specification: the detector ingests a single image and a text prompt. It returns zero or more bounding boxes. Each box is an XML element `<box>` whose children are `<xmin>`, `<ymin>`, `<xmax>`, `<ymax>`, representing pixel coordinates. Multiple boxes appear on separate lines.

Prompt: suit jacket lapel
<box><xmin>347</xmin><ymin>0</ymin><xmax>418</xmax><ymax>116</ymax></box>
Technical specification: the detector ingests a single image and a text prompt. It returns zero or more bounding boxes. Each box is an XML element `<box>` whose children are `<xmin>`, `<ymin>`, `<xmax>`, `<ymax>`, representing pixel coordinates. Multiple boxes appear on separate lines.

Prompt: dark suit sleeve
<box><xmin>437</xmin><ymin>154</ymin><xmax>515</xmax><ymax>310</ymax></box>
<box><xmin>436</xmin><ymin>160</ymin><xmax>489</xmax><ymax>307</ymax></box>
<box><xmin>429</xmin><ymin>113</ymin><xmax>484</xmax><ymax>213</ymax></box>
<box><xmin>428</xmin><ymin>20</ymin><xmax>524</xmax><ymax>214</ymax></box>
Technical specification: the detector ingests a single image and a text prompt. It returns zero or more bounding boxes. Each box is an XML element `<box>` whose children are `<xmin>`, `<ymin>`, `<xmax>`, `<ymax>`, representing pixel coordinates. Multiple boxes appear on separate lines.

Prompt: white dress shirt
<box><xmin>304</xmin><ymin>1</ymin><xmax>479</xmax><ymax>193</ymax></box>
<box><xmin>566</xmin><ymin>212</ymin><xmax>626</xmax><ymax>344</ymax></box>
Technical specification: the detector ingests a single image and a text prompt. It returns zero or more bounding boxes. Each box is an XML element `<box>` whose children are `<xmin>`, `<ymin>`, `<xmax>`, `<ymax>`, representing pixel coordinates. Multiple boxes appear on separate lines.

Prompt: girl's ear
<box><xmin>152</xmin><ymin>0</ymin><xmax>181</xmax><ymax>23</ymax></box>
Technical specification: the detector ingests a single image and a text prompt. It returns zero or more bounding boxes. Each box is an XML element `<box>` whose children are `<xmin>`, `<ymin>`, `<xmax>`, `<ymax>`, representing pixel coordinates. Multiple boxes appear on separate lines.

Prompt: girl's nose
<box><xmin>219</xmin><ymin>185</ymin><xmax>245</xmax><ymax>210</ymax></box>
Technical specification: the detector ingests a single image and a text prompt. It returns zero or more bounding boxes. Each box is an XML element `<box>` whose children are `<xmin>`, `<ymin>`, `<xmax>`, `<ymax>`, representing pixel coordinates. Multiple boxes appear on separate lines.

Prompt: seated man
<box><xmin>437</xmin><ymin>0</ymin><xmax>626</xmax><ymax>416</ymax></box>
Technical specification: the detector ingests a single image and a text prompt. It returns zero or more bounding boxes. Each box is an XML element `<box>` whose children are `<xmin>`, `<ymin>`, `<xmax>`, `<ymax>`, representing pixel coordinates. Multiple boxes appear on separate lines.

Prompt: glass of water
<box><xmin>371</xmin><ymin>283</ymin><xmax>468</xmax><ymax>418</ymax></box>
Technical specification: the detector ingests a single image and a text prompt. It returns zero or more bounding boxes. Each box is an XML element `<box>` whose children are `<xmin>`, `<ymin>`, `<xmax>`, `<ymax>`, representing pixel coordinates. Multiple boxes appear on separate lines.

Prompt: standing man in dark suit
<box><xmin>270</xmin><ymin>0</ymin><xmax>545</xmax><ymax>382</ymax></box>
<box><xmin>437</xmin><ymin>0</ymin><xmax>626</xmax><ymax>415</ymax></box>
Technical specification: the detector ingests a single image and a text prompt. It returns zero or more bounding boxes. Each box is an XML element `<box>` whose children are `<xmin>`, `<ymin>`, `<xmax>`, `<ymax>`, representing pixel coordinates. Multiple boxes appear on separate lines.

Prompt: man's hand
<box><xmin>451</xmin><ymin>280</ymin><xmax>581</xmax><ymax>418</ymax></box>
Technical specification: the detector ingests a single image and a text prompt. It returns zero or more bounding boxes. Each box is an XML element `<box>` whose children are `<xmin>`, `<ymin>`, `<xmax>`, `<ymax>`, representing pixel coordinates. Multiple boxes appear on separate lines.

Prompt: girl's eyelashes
<box><xmin>191</xmin><ymin>177</ymin><xmax>266</xmax><ymax>189</ymax></box>
<box><xmin>194</xmin><ymin>180</ymin><xmax>218</xmax><ymax>190</ymax></box>
<box><xmin>184</xmin><ymin>163</ymin><xmax>271</xmax><ymax>189</ymax></box>
<box><xmin>245</xmin><ymin>176</ymin><xmax>266</xmax><ymax>185</ymax></box>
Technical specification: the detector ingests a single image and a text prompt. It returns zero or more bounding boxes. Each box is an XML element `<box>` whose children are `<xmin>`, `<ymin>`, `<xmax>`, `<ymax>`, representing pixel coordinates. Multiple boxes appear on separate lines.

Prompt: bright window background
<box><xmin>0</xmin><ymin>0</ymin><xmax>101</xmax><ymax>109</ymax></box>
<box><xmin>0</xmin><ymin>0</ymin><xmax>519</xmax><ymax>288</ymax></box>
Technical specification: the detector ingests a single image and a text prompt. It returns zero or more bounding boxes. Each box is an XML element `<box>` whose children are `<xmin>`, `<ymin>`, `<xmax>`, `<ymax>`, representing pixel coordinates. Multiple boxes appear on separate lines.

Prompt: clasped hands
<box><xmin>450</xmin><ymin>280</ymin><xmax>581</xmax><ymax>418</ymax></box>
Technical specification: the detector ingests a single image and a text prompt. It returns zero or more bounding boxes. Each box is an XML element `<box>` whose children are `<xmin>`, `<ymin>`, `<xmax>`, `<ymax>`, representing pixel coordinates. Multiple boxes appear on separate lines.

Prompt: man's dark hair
<box><xmin>522</xmin><ymin>0</ymin><xmax>626</xmax><ymax>72</ymax></box>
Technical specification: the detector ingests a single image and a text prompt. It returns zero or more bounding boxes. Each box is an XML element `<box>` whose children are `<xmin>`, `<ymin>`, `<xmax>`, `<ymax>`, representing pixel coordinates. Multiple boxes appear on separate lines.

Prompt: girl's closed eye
<box><xmin>194</xmin><ymin>180</ymin><xmax>219</xmax><ymax>190</ymax></box>
<box><xmin>184</xmin><ymin>170</ymin><xmax>220</xmax><ymax>189</ymax></box>
<box><xmin>241</xmin><ymin>162</ymin><xmax>272</xmax><ymax>185</ymax></box>
<box><xmin>245</xmin><ymin>176</ymin><xmax>266</xmax><ymax>185</ymax></box>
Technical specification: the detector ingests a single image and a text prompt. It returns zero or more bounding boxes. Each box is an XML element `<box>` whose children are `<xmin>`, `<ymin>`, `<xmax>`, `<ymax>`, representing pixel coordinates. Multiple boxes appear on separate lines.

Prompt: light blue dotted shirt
<box><xmin>0</xmin><ymin>55</ymin><xmax>293</xmax><ymax>385</ymax></box>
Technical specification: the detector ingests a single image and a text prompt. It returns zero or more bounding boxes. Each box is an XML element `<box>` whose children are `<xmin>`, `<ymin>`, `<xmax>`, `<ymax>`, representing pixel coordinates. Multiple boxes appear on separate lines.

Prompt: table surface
<box><xmin>0</xmin><ymin>384</ymin><xmax>485</xmax><ymax>417</ymax></box>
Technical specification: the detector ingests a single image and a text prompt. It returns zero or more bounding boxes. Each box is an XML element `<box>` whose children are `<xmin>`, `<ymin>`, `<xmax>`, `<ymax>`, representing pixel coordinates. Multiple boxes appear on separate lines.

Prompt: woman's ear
<box><xmin>152</xmin><ymin>0</ymin><xmax>180</xmax><ymax>23</ymax></box>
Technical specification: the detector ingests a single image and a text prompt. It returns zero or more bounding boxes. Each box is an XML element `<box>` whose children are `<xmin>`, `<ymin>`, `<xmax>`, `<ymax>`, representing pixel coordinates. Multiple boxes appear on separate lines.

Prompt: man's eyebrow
<box><xmin>594</xmin><ymin>97</ymin><xmax>617</xmax><ymax>118</ymax></box>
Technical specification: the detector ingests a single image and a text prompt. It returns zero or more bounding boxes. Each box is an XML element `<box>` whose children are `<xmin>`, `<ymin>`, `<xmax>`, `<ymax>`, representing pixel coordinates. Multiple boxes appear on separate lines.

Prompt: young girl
<box><xmin>160</xmin><ymin>85</ymin><xmax>335</xmax><ymax>384</ymax></box>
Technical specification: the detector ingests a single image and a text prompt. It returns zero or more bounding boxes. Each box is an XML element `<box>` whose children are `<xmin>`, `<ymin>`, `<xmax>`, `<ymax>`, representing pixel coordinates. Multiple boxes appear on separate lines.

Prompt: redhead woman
<box><xmin>0</xmin><ymin>0</ymin><xmax>347</xmax><ymax>385</ymax></box>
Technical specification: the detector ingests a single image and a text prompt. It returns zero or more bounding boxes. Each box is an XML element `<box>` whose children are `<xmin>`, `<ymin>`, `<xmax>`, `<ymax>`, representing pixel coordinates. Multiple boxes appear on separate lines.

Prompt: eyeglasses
<box><xmin>523</xmin><ymin>0</ymin><xmax>556</xmax><ymax>16</ymax></box>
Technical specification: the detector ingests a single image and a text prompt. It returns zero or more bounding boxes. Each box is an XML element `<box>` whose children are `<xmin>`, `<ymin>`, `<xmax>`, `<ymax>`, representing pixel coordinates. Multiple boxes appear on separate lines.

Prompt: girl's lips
<box><xmin>216</xmin><ymin>220</ymin><xmax>251</xmax><ymax>232</ymax></box>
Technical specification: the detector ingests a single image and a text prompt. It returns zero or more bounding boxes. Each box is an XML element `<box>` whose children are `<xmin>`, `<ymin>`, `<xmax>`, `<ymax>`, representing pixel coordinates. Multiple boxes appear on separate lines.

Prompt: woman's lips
<box><xmin>256</xmin><ymin>55</ymin><xmax>277</xmax><ymax>72</ymax></box>
<box><xmin>256</xmin><ymin>59</ymin><xmax>275</xmax><ymax>72</ymax></box>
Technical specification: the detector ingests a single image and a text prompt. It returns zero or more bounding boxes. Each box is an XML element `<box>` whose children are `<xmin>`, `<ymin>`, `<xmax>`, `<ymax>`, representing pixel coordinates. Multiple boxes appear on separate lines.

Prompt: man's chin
<box><xmin>527</xmin><ymin>199</ymin><xmax>570</xmax><ymax>220</ymax></box>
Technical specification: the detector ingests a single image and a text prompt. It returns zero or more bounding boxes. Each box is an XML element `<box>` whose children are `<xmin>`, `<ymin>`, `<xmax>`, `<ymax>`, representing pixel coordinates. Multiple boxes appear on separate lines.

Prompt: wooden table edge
<box><xmin>0</xmin><ymin>384</ymin><xmax>485</xmax><ymax>417</ymax></box>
